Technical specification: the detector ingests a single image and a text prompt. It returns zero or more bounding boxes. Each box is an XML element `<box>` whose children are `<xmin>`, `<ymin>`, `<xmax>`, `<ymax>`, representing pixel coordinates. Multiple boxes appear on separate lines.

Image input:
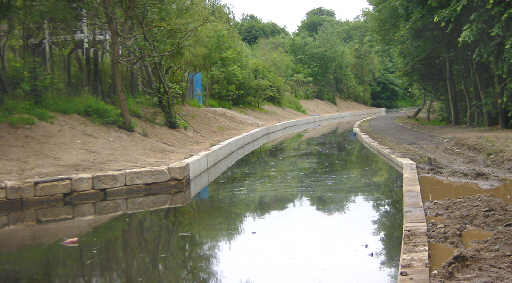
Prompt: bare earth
<box><xmin>361</xmin><ymin>111</ymin><xmax>512</xmax><ymax>283</ymax></box>
<box><xmin>0</xmin><ymin>99</ymin><xmax>371</xmax><ymax>183</ymax></box>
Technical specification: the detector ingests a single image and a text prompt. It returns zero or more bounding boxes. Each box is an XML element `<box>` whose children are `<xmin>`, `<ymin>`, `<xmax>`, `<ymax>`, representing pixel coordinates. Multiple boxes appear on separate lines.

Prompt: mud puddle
<box><xmin>420</xmin><ymin>175</ymin><xmax>512</xmax><ymax>203</ymax></box>
<box><xmin>422</xmin><ymin>176</ymin><xmax>512</xmax><ymax>282</ymax></box>
<box><xmin>461</xmin><ymin>228</ymin><xmax>493</xmax><ymax>247</ymax></box>
<box><xmin>429</xmin><ymin>242</ymin><xmax>456</xmax><ymax>270</ymax></box>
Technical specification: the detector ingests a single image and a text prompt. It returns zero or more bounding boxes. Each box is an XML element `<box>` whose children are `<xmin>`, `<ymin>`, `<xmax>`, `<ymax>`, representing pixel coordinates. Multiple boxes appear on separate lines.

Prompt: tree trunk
<box><xmin>67</xmin><ymin>45</ymin><xmax>79</xmax><ymax>89</ymax></box>
<box><xmin>494</xmin><ymin>72</ymin><xmax>506</xmax><ymax>129</ymax></box>
<box><xmin>461</xmin><ymin>78</ymin><xmax>471</xmax><ymax>126</ymax></box>
<box><xmin>445</xmin><ymin>56</ymin><xmax>456</xmax><ymax>125</ymax></box>
<box><xmin>92</xmin><ymin>48</ymin><xmax>100</xmax><ymax>97</ymax></box>
<box><xmin>43</xmin><ymin>20</ymin><xmax>51</xmax><ymax>73</ymax></box>
<box><xmin>104</xmin><ymin>0</ymin><xmax>132</xmax><ymax>130</ymax></box>
<box><xmin>411</xmin><ymin>91</ymin><xmax>427</xmax><ymax>119</ymax></box>
<box><xmin>427</xmin><ymin>92</ymin><xmax>433</xmax><ymax>122</ymax></box>
<box><xmin>84</xmin><ymin>47</ymin><xmax>91</xmax><ymax>90</ymax></box>
<box><xmin>473</xmin><ymin>61</ymin><xmax>488</xmax><ymax>127</ymax></box>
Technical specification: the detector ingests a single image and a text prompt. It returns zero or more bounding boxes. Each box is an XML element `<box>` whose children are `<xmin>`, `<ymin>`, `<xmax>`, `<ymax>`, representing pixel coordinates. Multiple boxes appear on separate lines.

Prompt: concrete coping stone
<box><xmin>353</xmin><ymin>116</ymin><xmax>429</xmax><ymax>282</ymax></box>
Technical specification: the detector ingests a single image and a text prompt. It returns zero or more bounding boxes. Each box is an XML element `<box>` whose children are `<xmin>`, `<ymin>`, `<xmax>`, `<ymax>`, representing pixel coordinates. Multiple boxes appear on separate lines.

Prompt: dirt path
<box><xmin>364</xmin><ymin>112</ymin><xmax>512</xmax><ymax>187</ymax></box>
<box><xmin>362</xmin><ymin>112</ymin><xmax>512</xmax><ymax>283</ymax></box>
<box><xmin>0</xmin><ymin>100</ymin><xmax>371</xmax><ymax>183</ymax></box>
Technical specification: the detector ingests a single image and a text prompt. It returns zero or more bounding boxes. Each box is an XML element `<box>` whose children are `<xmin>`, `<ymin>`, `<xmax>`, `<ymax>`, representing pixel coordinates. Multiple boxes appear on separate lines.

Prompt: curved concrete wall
<box><xmin>353</xmin><ymin>117</ymin><xmax>429</xmax><ymax>283</ymax></box>
<box><xmin>0</xmin><ymin>109</ymin><xmax>385</xmax><ymax>229</ymax></box>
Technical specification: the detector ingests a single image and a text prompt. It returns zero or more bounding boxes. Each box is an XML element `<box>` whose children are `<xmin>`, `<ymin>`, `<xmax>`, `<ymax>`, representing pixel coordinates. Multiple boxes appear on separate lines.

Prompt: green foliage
<box><xmin>407</xmin><ymin>117</ymin><xmax>448</xmax><ymax>127</ymax></box>
<box><xmin>42</xmin><ymin>94</ymin><xmax>134</xmax><ymax>130</ymax></box>
<box><xmin>0</xmin><ymin>98</ymin><xmax>54</xmax><ymax>126</ymax></box>
<box><xmin>368</xmin><ymin>0</ymin><xmax>512</xmax><ymax>128</ymax></box>
<box><xmin>186</xmin><ymin>99</ymin><xmax>203</xmax><ymax>108</ymax></box>
<box><xmin>5</xmin><ymin>115</ymin><xmax>36</xmax><ymax>127</ymax></box>
<box><xmin>237</xmin><ymin>14</ymin><xmax>288</xmax><ymax>45</ymax></box>
<box><xmin>206</xmin><ymin>98</ymin><xmax>232</xmax><ymax>109</ymax></box>
<box><xmin>281</xmin><ymin>94</ymin><xmax>306</xmax><ymax>113</ymax></box>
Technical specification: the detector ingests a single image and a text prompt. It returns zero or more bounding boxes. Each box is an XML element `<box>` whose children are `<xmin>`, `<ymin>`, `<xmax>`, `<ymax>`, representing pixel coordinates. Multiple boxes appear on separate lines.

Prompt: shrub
<box><xmin>281</xmin><ymin>94</ymin><xmax>306</xmax><ymax>113</ymax></box>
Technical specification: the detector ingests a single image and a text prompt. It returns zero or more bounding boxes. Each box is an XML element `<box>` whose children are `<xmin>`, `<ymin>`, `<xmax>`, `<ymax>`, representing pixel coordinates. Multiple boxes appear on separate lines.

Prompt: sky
<box><xmin>223</xmin><ymin>0</ymin><xmax>371</xmax><ymax>32</ymax></box>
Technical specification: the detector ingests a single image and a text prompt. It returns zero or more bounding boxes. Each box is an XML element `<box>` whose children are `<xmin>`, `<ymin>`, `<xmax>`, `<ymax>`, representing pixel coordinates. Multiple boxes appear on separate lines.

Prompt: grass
<box><xmin>1</xmin><ymin>94</ymin><xmax>134</xmax><ymax>131</ymax></box>
<box><xmin>0</xmin><ymin>99</ymin><xmax>54</xmax><ymax>127</ymax></box>
<box><xmin>186</xmin><ymin>99</ymin><xmax>203</xmax><ymax>108</ymax></box>
<box><xmin>407</xmin><ymin>117</ymin><xmax>448</xmax><ymax>126</ymax></box>
<box><xmin>281</xmin><ymin>94</ymin><xmax>306</xmax><ymax>114</ymax></box>
<box><xmin>206</xmin><ymin>98</ymin><xmax>233</xmax><ymax>109</ymax></box>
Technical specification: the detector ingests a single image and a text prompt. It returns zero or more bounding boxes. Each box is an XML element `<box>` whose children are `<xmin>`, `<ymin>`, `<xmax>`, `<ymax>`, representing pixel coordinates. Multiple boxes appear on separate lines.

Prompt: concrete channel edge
<box><xmin>353</xmin><ymin>117</ymin><xmax>429</xmax><ymax>283</ymax></box>
<box><xmin>0</xmin><ymin>109</ymin><xmax>385</xmax><ymax>229</ymax></box>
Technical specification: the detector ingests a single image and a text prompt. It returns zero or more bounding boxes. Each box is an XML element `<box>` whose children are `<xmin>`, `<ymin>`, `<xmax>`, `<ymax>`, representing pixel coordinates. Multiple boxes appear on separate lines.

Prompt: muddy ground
<box><xmin>362</xmin><ymin>111</ymin><xmax>512</xmax><ymax>282</ymax></box>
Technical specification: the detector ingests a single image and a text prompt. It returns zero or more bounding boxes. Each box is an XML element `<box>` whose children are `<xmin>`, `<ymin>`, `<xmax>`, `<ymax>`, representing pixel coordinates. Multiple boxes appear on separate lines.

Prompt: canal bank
<box><xmin>0</xmin><ymin>115</ymin><xmax>402</xmax><ymax>283</ymax></box>
<box><xmin>354</xmin><ymin>117</ymin><xmax>429</xmax><ymax>283</ymax></box>
<box><xmin>359</xmin><ymin>112</ymin><xmax>512</xmax><ymax>283</ymax></box>
<box><xmin>0</xmin><ymin>109</ymin><xmax>384</xmax><ymax>230</ymax></box>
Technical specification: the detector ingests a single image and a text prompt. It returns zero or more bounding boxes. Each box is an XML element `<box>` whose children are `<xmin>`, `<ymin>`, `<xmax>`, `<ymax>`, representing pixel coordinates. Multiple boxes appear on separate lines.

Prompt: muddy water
<box><xmin>461</xmin><ymin>229</ymin><xmax>493</xmax><ymax>247</ymax></box>
<box><xmin>421</xmin><ymin>176</ymin><xmax>511</xmax><ymax>271</ymax></box>
<box><xmin>420</xmin><ymin>176</ymin><xmax>512</xmax><ymax>203</ymax></box>
<box><xmin>429</xmin><ymin>242</ymin><xmax>456</xmax><ymax>270</ymax></box>
<box><xmin>0</xmin><ymin>126</ymin><xmax>403</xmax><ymax>283</ymax></box>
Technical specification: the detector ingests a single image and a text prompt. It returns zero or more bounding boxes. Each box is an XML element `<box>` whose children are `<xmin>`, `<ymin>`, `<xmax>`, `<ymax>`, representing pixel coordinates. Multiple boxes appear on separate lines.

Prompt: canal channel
<box><xmin>0</xmin><ymin>122</ymin><xmax>403</xmax><ymax>283</ymax></box>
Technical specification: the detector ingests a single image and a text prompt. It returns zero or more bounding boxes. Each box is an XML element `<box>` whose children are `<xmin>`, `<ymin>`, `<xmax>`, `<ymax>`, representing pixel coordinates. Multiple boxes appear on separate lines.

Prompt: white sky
<box><xmin>223</xmin><ymin>0</ymin><xmax>371</xmax><ymax>32</ymax></box>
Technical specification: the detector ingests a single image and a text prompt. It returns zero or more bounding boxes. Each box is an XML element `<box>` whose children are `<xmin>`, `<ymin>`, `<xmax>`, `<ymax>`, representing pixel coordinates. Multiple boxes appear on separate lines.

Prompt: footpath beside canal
<box><xmin>360</xmin><ymin>112</ymin><xmax>512</xmax><ymax>283</ymax></box>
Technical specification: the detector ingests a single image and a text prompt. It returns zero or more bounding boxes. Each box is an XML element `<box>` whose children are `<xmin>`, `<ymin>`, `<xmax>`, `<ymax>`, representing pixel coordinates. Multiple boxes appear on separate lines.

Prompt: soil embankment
<box><xmin>0</xmin><ymin>99</ymin><xmax>370</xmax><ymax>183</ymax></box>
<box><xmin>361</xmin><ymin>111</ymin><xmax>512</xmax><ymax>283</ymax></box>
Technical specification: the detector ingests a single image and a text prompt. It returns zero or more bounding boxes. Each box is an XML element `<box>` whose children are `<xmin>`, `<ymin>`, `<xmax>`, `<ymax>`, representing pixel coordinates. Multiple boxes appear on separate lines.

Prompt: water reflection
<box><xmin>0</xmin><ymin>125</ymin><xmax>402</xmax><ymax>283</ymax></box>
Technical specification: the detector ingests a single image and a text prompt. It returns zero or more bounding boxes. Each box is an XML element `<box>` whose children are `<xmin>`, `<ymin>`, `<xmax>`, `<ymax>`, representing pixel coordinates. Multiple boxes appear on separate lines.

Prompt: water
<box><xmin>0</xmin><ymin>125</ymin><xmax>403</xmax><ymax>283</ymax></box>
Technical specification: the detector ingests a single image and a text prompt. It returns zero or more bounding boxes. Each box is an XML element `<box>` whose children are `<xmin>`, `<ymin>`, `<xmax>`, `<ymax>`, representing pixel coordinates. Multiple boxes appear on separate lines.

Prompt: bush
<box><xmin>186</xmin><ymin>99</ymin><xmax>203</xmax><ymax>108</ymax></box>
<box><xmin>206</xmin><ymin>98</ymin><xmax>233</xmax><ymax>109</ymax></box>
<box><xmin>41</xmin><ymin>94</ymin><xmax>132</xmax><ymax>130</ymax></box>
<box><xmin>0</xmin><ymin>98</ymin><xmax>54</xmax><ymax>126</ymax></box>
<box><xmin>6</xmin><ymin>115</ymin><xmax>36</xmax><ymax>127</ymax></box>
<box><xmin>282</xmin><ymin>94</ymin><xmax>306</xmax><ymax>113</ymax></box>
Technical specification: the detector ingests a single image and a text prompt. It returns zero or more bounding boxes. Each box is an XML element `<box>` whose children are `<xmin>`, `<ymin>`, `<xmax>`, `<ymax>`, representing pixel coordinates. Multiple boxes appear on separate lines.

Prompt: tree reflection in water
<box><xmin>0</xmin><ymin>127</ymin><xmax>402</xmax><ymax>283</ymax></box>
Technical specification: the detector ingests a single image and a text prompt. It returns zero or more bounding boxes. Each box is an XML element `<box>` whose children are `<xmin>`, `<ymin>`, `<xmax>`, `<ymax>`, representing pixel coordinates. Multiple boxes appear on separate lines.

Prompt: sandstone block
<box><xmin>127</xmin><ymin>195</ymin><xmax>170</xmax><ymax>212</ymax></box>
<box><xmin>168</xmin><ymin>161</ymin><xmax>189</xmax><ymax>180</ymax></box>
<box><xmin>37</xmin><ymin>206</ymin><xmax>73</xmax><ymax>223</ymax></box>
<box><xmin>95</xmin><ymin>199</ymin><xmax>126</xmax><ymax>215</ymax></box>
<box><xmin>0</xmin><ymin>215</ymin><xmax>7</xmax><ymax>228</ymax></box>
<box><xmin>23</xmin><ymin>195</ymin><xmax>64</xmax><ymax>209</ymax></box>
<box><xmin>125</xmin><ymin>167</ymin><xmax>170</xmax><ymax>185</ymax></box>
<box><xmin>93</xmin><ymin>172</ymin><xmax>125</xmax><ymax>189</ymax></box>
<box><xmin>35</xmin><ymin>180</ymin><xmax>71</xmax><ymax>196</ymax></box>
<box><xmin>65</xmin><ymin>190</ymin><xmax>104</xmax><ymax>204</ymax></box>
<box><xmin>9</xmin><ymin>209</ymin><xmax>36</xmax><ymax>225</ymax></box>
<box><xmin>0</xmin><ymin>182</ymin><xmax>5</xmax><ymax>199</ymax></box>
<box><xmin>5</xmin><ymin>181</ymin><xmax>34</xmax><ymax>199</ymax></box>
<box><xmin>105</xmin><ymin>185</ymin><xmax>145</xmax><ymax>200</ymax></box>
<box><xmin>170</xmin><ymin>191</ymin><xmax>190</xmax><ymax>207</ymax></box>
<box><xmin>145</xmin><ymin>180</ymin><xmax>185</xmax><ymax>196</ymax></box>
<box><xmin>72</xmin><ymin>174</ymin><xmax>93</xmax><ymax>191</ymax></box>
<box><xmin>74</xmin><ymin>203</ymin><xmax>95</xmax><ymax>218</ymax></box>
<box><xmin>0</xmin><ymin>199</ymin><xmax>22</xmax><ymax>215</ymax></box>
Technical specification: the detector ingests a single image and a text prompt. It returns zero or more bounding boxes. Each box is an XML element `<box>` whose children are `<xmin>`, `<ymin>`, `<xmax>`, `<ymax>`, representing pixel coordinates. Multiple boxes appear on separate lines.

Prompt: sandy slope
<box><xmin>0</xmin><ymin>99</ymin><xmax>372</xmax><ymax>182</ymax></box>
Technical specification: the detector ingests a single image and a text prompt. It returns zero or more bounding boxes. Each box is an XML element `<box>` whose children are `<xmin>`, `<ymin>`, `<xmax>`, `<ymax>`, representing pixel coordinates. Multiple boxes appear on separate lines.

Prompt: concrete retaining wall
<box><xmin>353</xmin><ymin>117</ymin><xmax>429</xmax><ymax>283</ymax></box>
<box><xmin>0</xmin><ymin>108</ymin><xmax>385</xmax><ymax>229</ymax></box>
